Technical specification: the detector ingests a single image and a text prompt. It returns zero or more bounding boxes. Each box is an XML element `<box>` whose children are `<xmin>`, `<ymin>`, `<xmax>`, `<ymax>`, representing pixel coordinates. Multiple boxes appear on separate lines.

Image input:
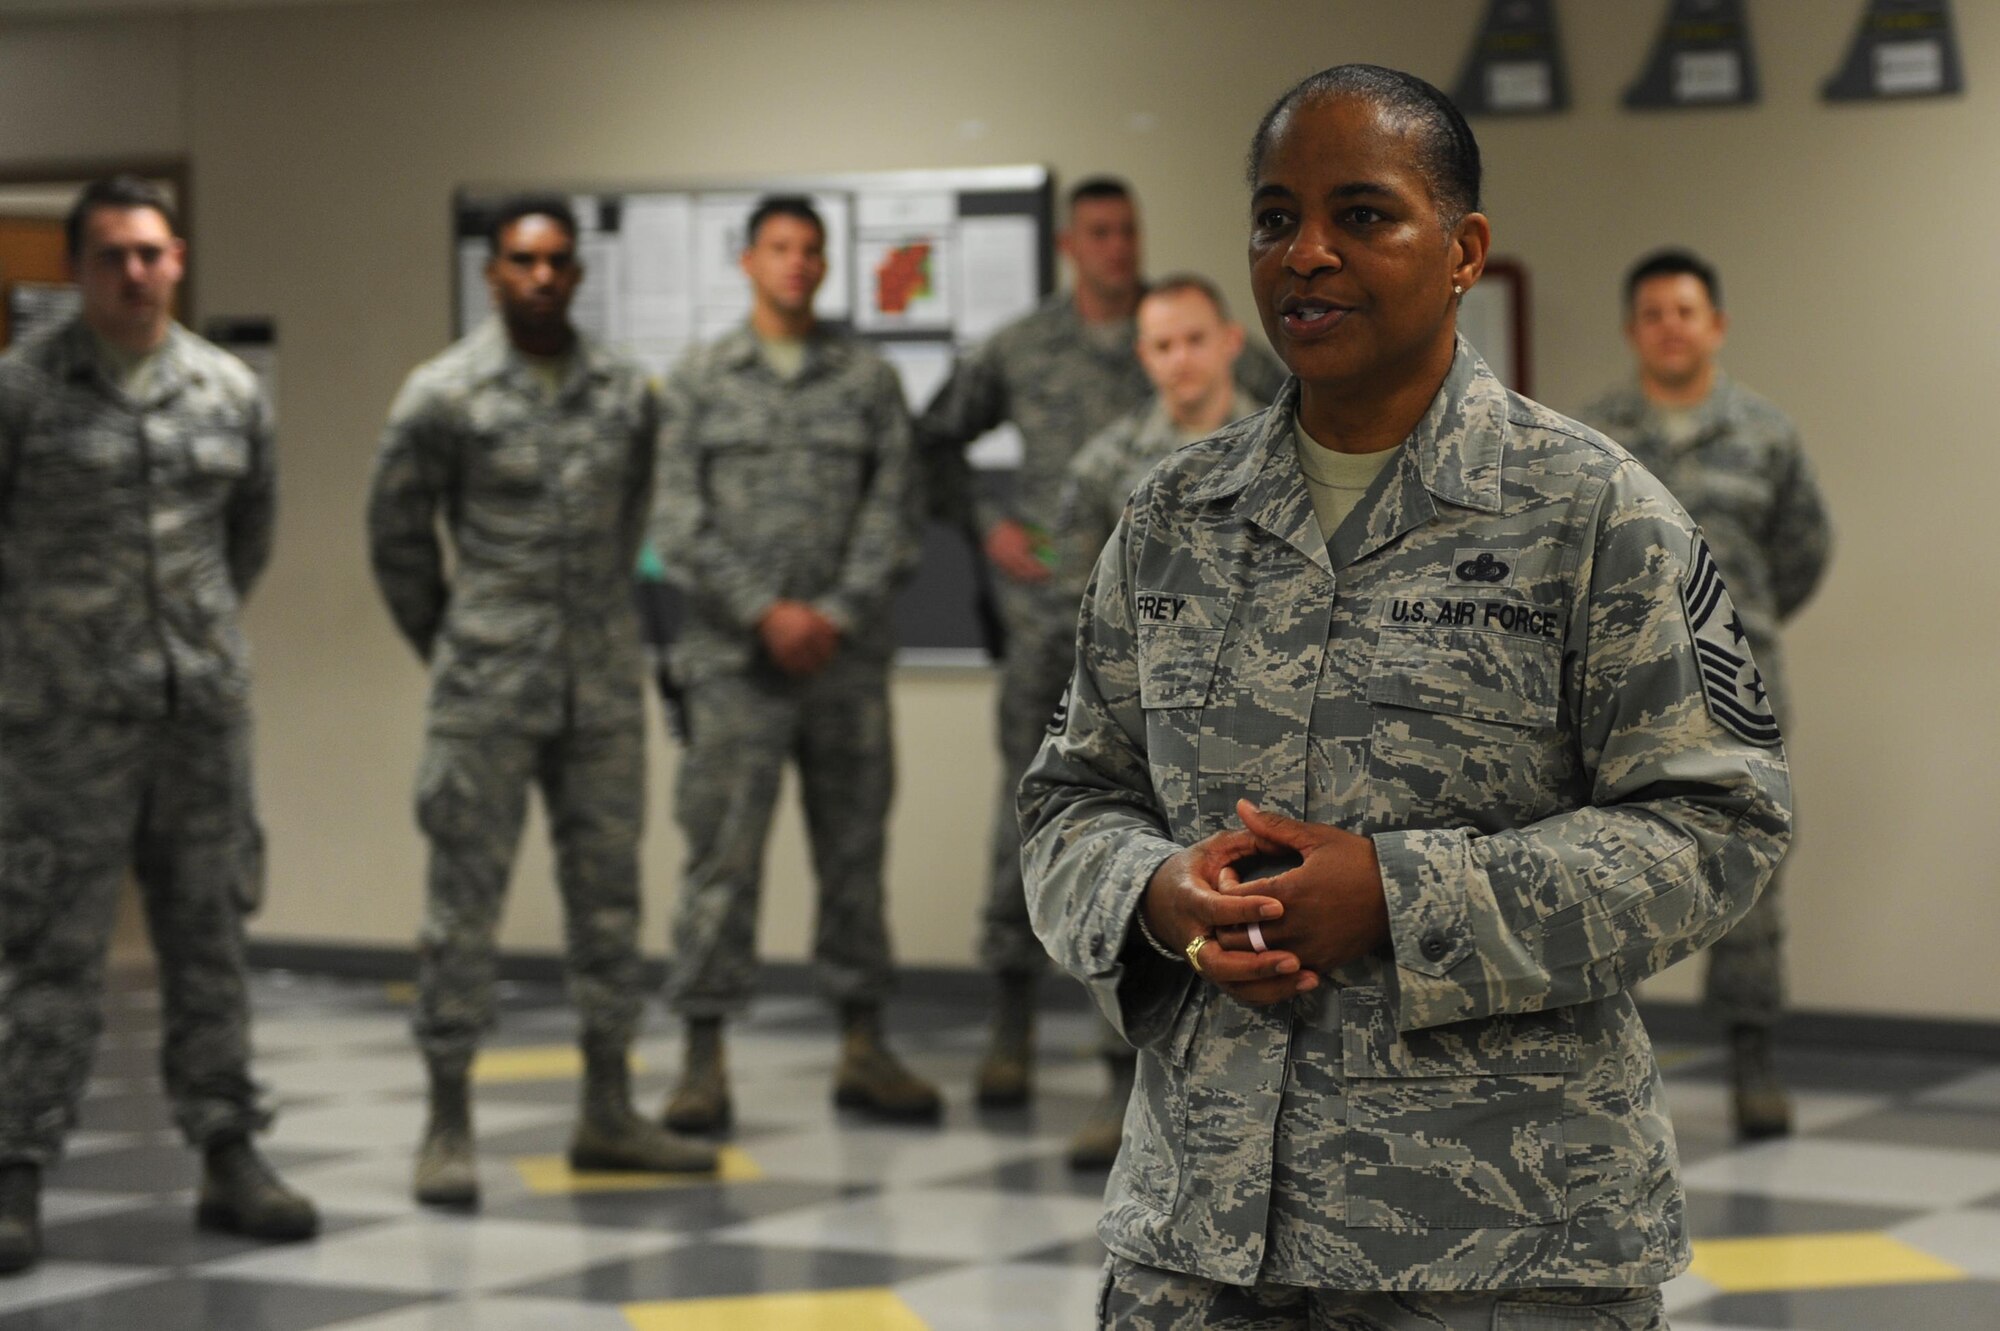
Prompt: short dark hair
<box><xmin>745</xmin><ymin>194</ymin><xmax>825</xmax><ymax>246</ymax></box>
<box><xmin>1066</xmin><ymin>175</ymin><xmax>1133</xmax><ymax>215</ymax></box>
<box><xmin>1246</xmin><ymin>64</ymin><xmax>1482</xmax><ymax>227</ymax></box>
<box><xmin>1625</xmin><ymin>247</ymin><xmax>1722</xmax><ymax>310</ymax></box>
<box><xmin>65</xmin><ymin>175</ymin><xmax>179</xmax><ymax>259</ymax></box>
<box><xmin>1142</xmin><ymin>272</ymin><xmax>1231</xmax><ymax>322</ymax></box>
<box><xmin>486</xmin><ymin>194</ymin><xmax>578</xmax><ymax>254</ymax></box>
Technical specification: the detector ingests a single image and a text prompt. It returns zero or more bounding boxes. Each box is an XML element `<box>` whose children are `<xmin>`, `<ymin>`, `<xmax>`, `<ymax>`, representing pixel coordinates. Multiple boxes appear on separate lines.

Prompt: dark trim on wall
<box><xmin>245</xmin><ymin>940</ymin><xmax>2000</xmax><ymax>1057</ymax></box>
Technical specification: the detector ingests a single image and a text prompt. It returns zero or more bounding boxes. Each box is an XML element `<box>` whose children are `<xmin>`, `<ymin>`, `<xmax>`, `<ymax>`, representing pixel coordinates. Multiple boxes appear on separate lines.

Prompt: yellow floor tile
<box><xmin>623</xmin><ymin>1287</ymin><xmax>928</xmax><ymax>1331</ymax></box>
<box><xmin>1689</xmin><ymin>1230</ymin><xmax>1966</xmax><ymax>1293</ymax></box>
<box><xmin>513</xmin><ymin>1145</ymin><xmax>763</xmax><ymax>1194</ymax></box>
<box><xmin>471</xmin><ymin>1046</ymin><xmax>648</xmax><ymax>1083</ymax></box>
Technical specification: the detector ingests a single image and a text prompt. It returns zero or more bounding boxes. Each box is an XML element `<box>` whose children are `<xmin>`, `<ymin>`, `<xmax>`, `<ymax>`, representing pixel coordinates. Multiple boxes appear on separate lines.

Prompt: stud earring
<box><xmin>1453</xmin><ymin>284</ymin><xmax>1463</xmax><ymax>295</ymax></box>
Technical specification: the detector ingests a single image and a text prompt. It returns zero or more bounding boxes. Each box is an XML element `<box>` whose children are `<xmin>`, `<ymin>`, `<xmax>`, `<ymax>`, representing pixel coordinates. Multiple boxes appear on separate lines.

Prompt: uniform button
<box><xmin>1420</xmin><ymin>934</ymin><xmax>1450</xmax><ymax>962</ymax></box>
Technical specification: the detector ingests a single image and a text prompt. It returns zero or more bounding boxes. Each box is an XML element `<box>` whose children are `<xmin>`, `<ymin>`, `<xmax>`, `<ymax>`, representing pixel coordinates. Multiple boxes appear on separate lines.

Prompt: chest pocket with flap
<box><xmin>1366</xmin><ymin>622</ymin><xmax>1572</xmax><ymax>829</ymax></box>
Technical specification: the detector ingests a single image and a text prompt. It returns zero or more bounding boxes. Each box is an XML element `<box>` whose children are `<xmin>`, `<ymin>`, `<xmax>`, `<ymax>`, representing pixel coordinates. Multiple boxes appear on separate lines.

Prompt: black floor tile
<box><xmin>0</xmin><ymin>1276</ymin><xmax>423</xmax><ymax>1331</ymax></box>
<box><xmin>1681</xmin><ymin>1278</ymin><xmax>2000</xmax><ymax>1329</ymax></box>
<box><xmin>943</xmin><ymin>1091</ymin><xmax>1100</xmax><ymax>1138</ymax></box>
<box><xmin>501</xmin><ymin>1240</ymin><xmax>956</xmax><ymax>1302</ymax></box>
<box><xmin>45</xmin><ymin>1141</ymin><xmax>199</xmax><ymax>1195</ymax></box>
<box><xmin>45</xmin><ymin>1142</ymin><xmax>340</xmax><ymax>1196</ymax></box>
<box><xmin>1680</xmin><ymin>1189</ymin><xmax>1922</xmax><ymax>1239</ymax></box>
<box><xmin>1813</xmin><ymin>1104</ymin><xmax>2000</xmax><ymax>1153</ymax></box>
<box><xmin>933</xmin><ymin>1151</ymin><xmax>1117</xmax><ymax>1199</ymax></box>
<box><xmin>74</xmin><ymin>1091</ymin><xmax>178</xmax><ymax>1136</ymax></box>
<box><xmin>1672</xmin><ymin>1047</ymin><xmax>1983</xmax><ymax>1096</ymax></box>
<box><xmin>41</xmin><ymin>1202</ymin><xmax>382</xmax><ymax>1269</ymax></box>
<box><xmin>85</xmin><ymin>1045</ymin><xmax>166</xmax><ymax>1082</ymax></box>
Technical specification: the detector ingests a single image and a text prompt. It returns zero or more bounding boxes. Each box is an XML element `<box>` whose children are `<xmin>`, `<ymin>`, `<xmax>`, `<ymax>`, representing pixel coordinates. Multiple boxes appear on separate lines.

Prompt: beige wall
<box><xmin>2</xmin><ymin>0</ymin><xmax>1994</xmax><ymax>1022</ymax></box>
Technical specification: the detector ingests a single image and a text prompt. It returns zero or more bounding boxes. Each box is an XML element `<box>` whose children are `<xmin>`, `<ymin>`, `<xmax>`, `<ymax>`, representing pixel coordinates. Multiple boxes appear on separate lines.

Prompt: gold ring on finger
<box><xmin>1184</xmin><ymin>934</ymin><xmax>1211</xmax><ymax>975</ymax></box>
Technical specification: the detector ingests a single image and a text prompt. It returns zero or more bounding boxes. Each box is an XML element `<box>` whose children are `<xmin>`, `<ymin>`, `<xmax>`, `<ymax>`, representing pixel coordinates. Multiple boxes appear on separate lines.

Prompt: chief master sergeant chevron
<box><xmin>1020</xmin><ymin>65</ymin><xmax>1791</xmax><ymax>1326</ymax></box>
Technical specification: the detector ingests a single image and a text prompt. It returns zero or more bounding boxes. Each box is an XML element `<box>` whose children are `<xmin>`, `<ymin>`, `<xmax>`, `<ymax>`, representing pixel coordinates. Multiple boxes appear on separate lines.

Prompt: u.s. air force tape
<box><xmin>1681</xmin><ymin>534</ymin><xmax>1782</xmax><ymax>747</ymax></box>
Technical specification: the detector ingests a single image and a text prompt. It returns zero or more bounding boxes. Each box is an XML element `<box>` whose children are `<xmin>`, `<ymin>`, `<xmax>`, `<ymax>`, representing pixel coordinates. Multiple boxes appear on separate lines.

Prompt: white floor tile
<box><xmin>1887</xmin><ymin>1207</ymin><xmax>2000</xmax><ymax>1278</ymax></box>
<box><xmin>260</xmin><ymin>1051</ymin><xmax>432</xmax><ymax>1101</ymax></box>
<box><xmin>256</xmin><ymin>1014</ymin><xmax>412</xmax><ymax>1054</ymax></box>
<box><xmin>896</xmin><ymin>1259</ymin><xmax>1105</xmax><ymax>1330</ymax></box>
<box><xmin>313</xmin><ymin>1294</ymin><xmax>641</xmax><ymax>1330</ymax></box>
<box><xmin>266</xmin><ymin>1149</ymin><xmax>535</xmax><ymax>1218</ymax></box>
<box><xmin>1661</xmin><ymin>1270</ymin><xmax>1722</xmax><ymax>1312</ymax></box>
<box><xmin>715</xmin><ymin>1184</ymin><xmax>1106</xmax><ymax>1262</ymax></box>
<box><xmin>199</xmin><ymin>1213</ymin><xmax>685</xmax><ymax>1293</ymax></box>
<box><xmin>269</xmin><ymin>1097</ymin><xmax>569</xmax><ymax>1154</ymax></box>
<box><xmin>39</xmin><ymin>1188</ymin><xmax>153</xmax><ymax>1226</ymax></box>
<box><xmin>1659</xmin><ymin>1080</ymin><xmax>1889</xmax><ymax>1135</ymax></box>
<box><xmin>742</xmin><ymin>1125</ymin><xmax>1057</xmax><ymax>1188</ymax></box>
<box><xmin>1918</xmin><ymin>1067</ymin><xmax>2000</xmax><ymax>1111</ymax></box>
<box><xmin>1680</xmin><ymin>1137</ymin><xmax>2000</xmax><ymax>1209</ymax></box>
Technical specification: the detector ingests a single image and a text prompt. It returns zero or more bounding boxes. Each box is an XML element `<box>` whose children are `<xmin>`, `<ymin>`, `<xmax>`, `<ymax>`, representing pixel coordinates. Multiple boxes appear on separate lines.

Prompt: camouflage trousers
<box><xmin>979</xmin><ymin>574</ymin><xmax>1072</xmax><ymax>977</ymax></box>
<box><xmin>0</xmin><ymin>711</ymin><xmax>269</xmax><ymax>1165</ymax></box>
<box><xmin>1098</xmin><ymin>1258</ymin><xmax>1665</xmax><ymax>1329</ymax></box>
<box><xmin>413</xmin><ymin>725</ymin><xmax>645</xmax><ymax>1071</ymax></box>
<box><xmin>664</xmin><ymin>655</ymin><xmax>896</xmax><ymax>1017</ymax></box>
<box><xmin>1703</xmin><ymin>862</ymin><xmax>1785</xmax><ymax>1028</ymax></box>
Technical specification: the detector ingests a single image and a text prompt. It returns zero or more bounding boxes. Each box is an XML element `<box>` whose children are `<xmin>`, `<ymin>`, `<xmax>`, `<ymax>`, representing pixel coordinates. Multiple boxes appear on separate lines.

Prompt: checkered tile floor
<box><xmin>5</xmin><ymin>966</ymin><xmax>1998</xmax><ymax>1329</ymax></box>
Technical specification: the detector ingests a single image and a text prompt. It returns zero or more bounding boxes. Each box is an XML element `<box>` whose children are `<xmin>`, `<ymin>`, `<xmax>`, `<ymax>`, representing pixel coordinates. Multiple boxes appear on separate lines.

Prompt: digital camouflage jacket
<box><xmin>1021</xmin><ymin>343</ymin><xmax>1792</xmax><ymax>1290</ymax></box>
<box><xmin>0</xmin><ymin>319</ymin><xmax>275</xmax><ymax>722</ymax></box>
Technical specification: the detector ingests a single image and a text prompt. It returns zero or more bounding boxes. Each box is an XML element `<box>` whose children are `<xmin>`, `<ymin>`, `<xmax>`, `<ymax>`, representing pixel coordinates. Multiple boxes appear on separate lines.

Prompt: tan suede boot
<box><xmin>833</xmin><ymin>1003</ymin><xmax>943</xmax><ymax>1123</ymax></box>
<box><xmin>572</xmin><ymin>1049</ymin><xmax>717</xmax><ymax>1173</ymax></box>
<box><xmin>413</xmin><ymin>1065</ymin><xmax>478</xmax><ymax>1208</ymax></box>
<box><xmin>974</xmin><ymin>973</ymin><xmax>1036</xmax><ymax>1108</ymax></box>
<box><xmin>663</xmin><ymin>1017</ymin><xmax>732</xmax><ymax>1134</ymax></box>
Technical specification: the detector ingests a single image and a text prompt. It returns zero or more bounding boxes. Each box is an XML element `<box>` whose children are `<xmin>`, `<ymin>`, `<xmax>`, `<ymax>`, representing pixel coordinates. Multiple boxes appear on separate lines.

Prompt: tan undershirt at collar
<box><xmin>756</xmin><ymin>333</ymin><xmax>806</xmax><ymax>382</ymax></box>
<box><xmin>518</xmin><ymin>349</ymin><xmax>574</xmax><ymax>402</ymax></box>
<box><xmin>91</xmin><ymin>332</ymin><xmax>165</xmax><ymax>402</ymax></box>
<box><xmin>1656</xmin><ymin>404</ymin><xmax>1704</xmax><ymax>449</ymax></box>
<box><xmin>1293</xmin><ymin>414</ymin><xmax>1402</xmax><ymax>543</ymax></box>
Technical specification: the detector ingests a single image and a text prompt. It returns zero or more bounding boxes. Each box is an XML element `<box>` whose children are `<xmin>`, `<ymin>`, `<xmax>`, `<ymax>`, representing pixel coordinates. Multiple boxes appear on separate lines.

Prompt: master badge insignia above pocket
<box><xmin>1451</xmin><ymin>549</ymin><xmax>1515</xmax><ymax>588</ymax></box>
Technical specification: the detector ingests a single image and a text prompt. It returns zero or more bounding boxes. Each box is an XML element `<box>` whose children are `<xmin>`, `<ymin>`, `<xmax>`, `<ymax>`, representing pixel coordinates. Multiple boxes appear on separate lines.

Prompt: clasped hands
<box><xmin>758</xmin><ymin>600</ymin><xmax>842</xmax><ymax>676</ymax></box>
<box><xmin>1140</xmin><ymin>800</ymin><xmax>1391</xmax><ymax>1007</ymax></box>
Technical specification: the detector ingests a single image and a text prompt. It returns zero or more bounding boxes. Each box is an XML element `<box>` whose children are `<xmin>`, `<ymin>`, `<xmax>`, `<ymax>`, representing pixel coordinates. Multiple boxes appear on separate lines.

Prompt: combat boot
<box><xmin>833</xmin><ymin>1003</ymin><xmax>943</xmax><ymax>1123</ymax></box>
<box><xmin>0</xmin><ymin>1163</ymin><xmax>40</xmax><ymax>1276</ymax></box>
<box><xmin>413</xmin><ymin>1064</ymin><xmax>478</xmax><ymax>1208</ymax></box>
<box><xmin>571</xmin><ymin>1048</ymin><xmax>718</xmax><ymax>1174</ymax></box>
<box><xmin>974</xmin><ymin>972</ymin><xmax>1036</xmax><ymax>1108</ymax></box>
<box><xmin>197</xmin><ymin>1135</ymin><xmax>319</xmax><ymax>1241</ymax></box>
<box><xmin>1067</xmin><ymin>1052</ymin><xmax>1136</xmax><ymax>1170</ymax></box>
<box><xmin>1731</xmin><ymin>1023</ymin><xmax>1793</xmax><ymax>1140</ymax></box>
<box><xmin>662</xmin><ymin>1017</ymin><xmax>732</xmax><ymax>1134</ymax></box>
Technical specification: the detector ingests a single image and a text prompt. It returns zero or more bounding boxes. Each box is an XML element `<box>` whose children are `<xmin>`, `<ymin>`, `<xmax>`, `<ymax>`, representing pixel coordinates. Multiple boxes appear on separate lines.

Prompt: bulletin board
<box><xmin>452</xmin><ymin>166</ymin><xmax>1055</xmax><ymax>663</ymax></box>
<box><xmin>1460</xmin><ymin>258</ymin><xmax>1530</xmax><ymax>396</ymax></box>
